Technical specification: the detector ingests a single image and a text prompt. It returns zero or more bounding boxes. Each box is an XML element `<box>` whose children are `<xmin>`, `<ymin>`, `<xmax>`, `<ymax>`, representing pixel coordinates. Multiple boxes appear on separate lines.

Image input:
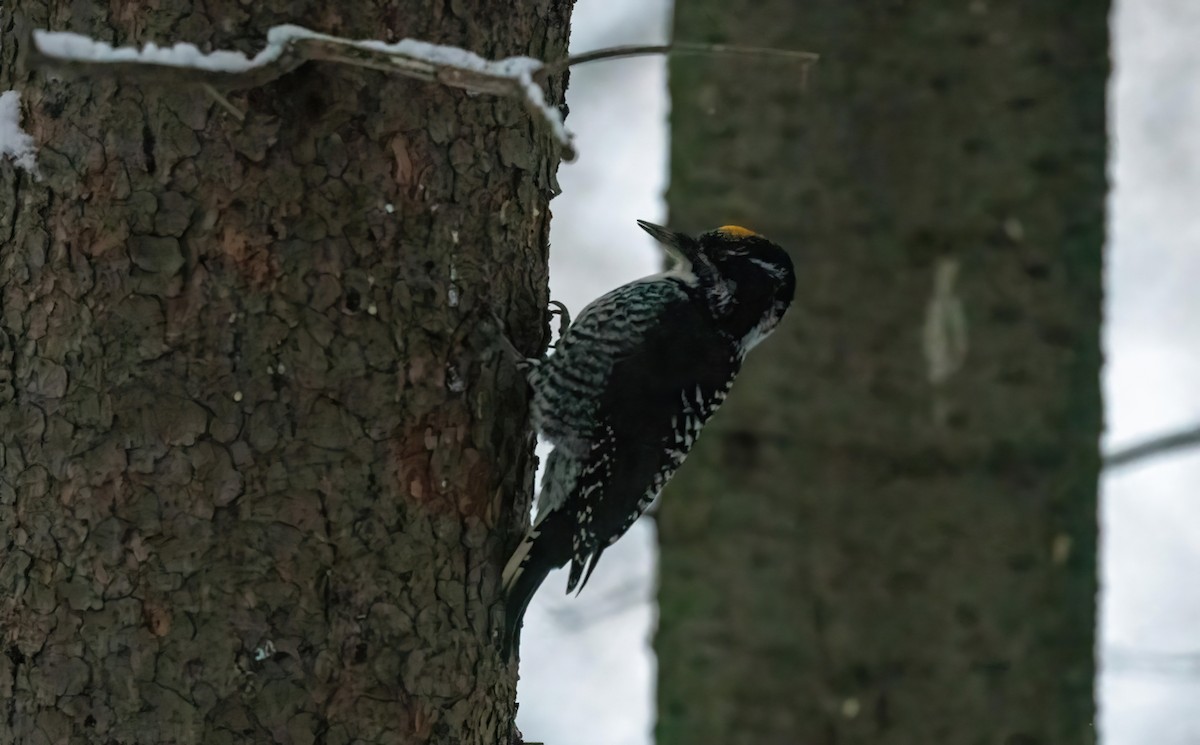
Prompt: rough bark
<box><xmin>656</xmin><ymin>3</ymin><xmax>1105</xmax><ymax>745</ymax></box>
<box><xmin>0</xmin><ymin>1</ymin><xmax>570</xmax><ymax>743</ymax></box>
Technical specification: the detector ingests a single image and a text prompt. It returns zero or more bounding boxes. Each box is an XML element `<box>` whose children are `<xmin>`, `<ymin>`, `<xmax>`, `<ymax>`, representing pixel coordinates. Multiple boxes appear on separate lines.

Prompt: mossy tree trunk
<box><xmin>656</xmin><ymin>3</ymin><xmax>1105</xmax><ymax>745</ymax></box>
<box><xmin>0</xmin><ymin>1</ymin><xmax>570</xmax><ymax>742</ymax></box>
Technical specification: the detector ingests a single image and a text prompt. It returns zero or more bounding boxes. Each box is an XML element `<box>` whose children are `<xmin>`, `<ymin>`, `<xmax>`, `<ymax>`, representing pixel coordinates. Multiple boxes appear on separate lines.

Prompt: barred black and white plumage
<box><xmin>501</xmin><ymin>220</ymin><xmax>796</xmax><ymax>658</ymax></box>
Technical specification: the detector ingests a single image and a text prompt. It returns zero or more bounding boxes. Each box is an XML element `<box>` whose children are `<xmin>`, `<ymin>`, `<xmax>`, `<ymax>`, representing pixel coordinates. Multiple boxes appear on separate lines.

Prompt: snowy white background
<box><xmin>1101</xmin><ymin>0</ymin><xmax>1200</xmax><ymax>743</ymax></box>
<box><xmin>517</xmin><ymin>1</ymin><xmax>1200</xmax><ymax>744</ymax></box>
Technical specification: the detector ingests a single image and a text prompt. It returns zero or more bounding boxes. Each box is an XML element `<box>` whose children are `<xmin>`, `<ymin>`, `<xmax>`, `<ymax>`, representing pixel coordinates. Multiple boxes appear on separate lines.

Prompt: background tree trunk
<box><xmin>656</xmin><ymin>3</ymin><xmax>1105</xmax><ymax>745</ymax></box>
<box><xmin>0</xmin><ymin>2</ymin><xmax>570</xmax><ymax>743</ymax></box>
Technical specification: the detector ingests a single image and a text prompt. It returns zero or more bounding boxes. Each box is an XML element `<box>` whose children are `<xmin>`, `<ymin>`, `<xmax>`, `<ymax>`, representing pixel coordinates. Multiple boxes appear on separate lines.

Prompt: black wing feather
<box><xmin>563</xmin><ymin>286</ymin><xmax>739</xmax><ymax>591</ymax></box>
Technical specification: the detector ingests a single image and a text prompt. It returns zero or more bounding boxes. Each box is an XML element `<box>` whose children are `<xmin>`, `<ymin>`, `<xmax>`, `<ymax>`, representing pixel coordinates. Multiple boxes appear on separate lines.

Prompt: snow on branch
<box><xmin>30</xmin><ymin>24</ymin><xmax>575</xmax><ymax>159</ymax></box>
<box><xmin>0</xmin><ymin>90</ymin><xmax>39</xmax><ymax>176</ymax></box>
<box><xmin>27</xmin><ymin>25</ymin><xmax>819</xmax><ymax>163</ymax></box>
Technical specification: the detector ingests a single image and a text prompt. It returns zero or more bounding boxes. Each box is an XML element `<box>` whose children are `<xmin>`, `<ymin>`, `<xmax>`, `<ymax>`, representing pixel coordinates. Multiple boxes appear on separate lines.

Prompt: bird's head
<box><xmin>637</xmin><ymin>220</ymin><xmax>795</xmax><ymax>352</ymax></box>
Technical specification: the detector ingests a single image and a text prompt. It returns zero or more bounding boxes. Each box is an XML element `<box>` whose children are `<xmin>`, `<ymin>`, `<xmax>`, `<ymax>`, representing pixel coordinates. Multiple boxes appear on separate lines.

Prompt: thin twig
<box><xmin>202</xmin><ymin>84</ymin><xmax>246</xmax><ymax>121</ymax></box>
<box><xmin>539</xmin><ymin>41</ymin><xmax>819</xmax><ymax>78</ymax></box>
<box><xmin>1105</xmin><ymin>424</ymin><xmax>1200</xmax><ymax>470</ymax></box>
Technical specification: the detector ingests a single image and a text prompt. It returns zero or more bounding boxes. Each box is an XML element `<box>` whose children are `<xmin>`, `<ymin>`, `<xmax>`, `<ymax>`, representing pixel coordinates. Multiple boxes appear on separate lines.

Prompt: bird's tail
<box><xmin>501</xmin><ymin>510</ymin><xmax>573</xmax><ymax>660</ymax></box>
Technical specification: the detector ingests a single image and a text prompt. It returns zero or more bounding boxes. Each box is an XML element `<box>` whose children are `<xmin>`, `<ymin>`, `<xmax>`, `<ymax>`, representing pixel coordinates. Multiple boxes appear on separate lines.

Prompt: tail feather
<box><xmin>502</xmin><ymin>528</ymin><xmax>539</xmax><ymax>593</ymax></box>
<box><xmin>502</xmin><ymin>551</ymin><xmax>552</xmax><ymax>660</ymax></box>
<box><xmin>500</xmin><ymin>510</ymin><xmax>574</xmax><ymax>660</ymax></box>
<box><xmin>567</xmin><ymin>544</ymin><xmax>607</xmax><ymax>596</ymax></box>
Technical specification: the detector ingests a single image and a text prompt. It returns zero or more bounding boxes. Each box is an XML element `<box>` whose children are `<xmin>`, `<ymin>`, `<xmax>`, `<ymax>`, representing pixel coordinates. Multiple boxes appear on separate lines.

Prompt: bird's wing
<box><xmin>531</xmin><ymin>278</ymin><xmax>696</xmax><ymax>450</ymax></box>
<box><xmin>562</xmin><ymin>296</ymin><xmax>739</xmax><ymax>592</ymax></box>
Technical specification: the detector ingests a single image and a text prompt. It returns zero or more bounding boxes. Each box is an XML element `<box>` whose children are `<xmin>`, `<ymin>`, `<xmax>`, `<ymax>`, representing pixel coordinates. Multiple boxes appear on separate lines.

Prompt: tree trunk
<box><xmin>0</xmin><ymin>2</ymin><xmax>570</xmax><ymax>743</ymax></box>
<box><xmin>656</xmin><ymin>4</ymin><xmax>1105</xmax><ymax>745</ymax></box>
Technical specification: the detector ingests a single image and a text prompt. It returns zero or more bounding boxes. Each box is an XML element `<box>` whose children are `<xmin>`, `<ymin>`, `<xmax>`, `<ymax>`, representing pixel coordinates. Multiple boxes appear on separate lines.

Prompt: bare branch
<box><xmin>1105</xmin><ymin>424</ymin><xmax>1200</xmax><ymax>470</ymax></box>
<box><xmin>26</xmin><ymin>25</ymin><xmax>821</xmax><ymax>163</ymax></box>
<box><xmin>202</xmin><ymin>84</ymin><xmax>246</xmax><ymax>122</ymax></box>
<box><xmin>27</xmin><ymin>25</ymin><xmax>577</xmax><ymax>159</ymax></box>
<box><xmin>538</xmin><ymin>41</ymin><xmax>819</xmax><ymax>78</ymax></box>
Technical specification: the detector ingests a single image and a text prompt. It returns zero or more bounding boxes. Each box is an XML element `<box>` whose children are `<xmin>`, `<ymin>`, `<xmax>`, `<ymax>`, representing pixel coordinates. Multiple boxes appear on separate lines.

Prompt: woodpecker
<box><xmin>501</xmin><ymin>220</ymin><xmax>795</xmax><ymax>658</ymax></box>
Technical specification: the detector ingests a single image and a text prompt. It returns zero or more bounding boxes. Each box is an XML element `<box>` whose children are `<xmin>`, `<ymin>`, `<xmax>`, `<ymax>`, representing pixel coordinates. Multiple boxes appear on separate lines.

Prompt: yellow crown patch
<box><xmin>717</xmin><ymin>225</ymin><xmax>758</xmax><ymax>238</ymax></box>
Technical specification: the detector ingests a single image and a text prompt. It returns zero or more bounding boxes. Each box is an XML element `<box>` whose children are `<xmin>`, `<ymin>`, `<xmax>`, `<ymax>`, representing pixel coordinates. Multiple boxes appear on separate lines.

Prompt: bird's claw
<box><xmin>547</xmin><ymin>300</ymin><xmax>570</xmax><ymax>346</ymax></box>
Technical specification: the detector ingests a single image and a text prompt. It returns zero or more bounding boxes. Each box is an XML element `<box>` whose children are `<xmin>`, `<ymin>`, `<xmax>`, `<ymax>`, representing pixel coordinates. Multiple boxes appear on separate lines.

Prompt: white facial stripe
<box><xmin>740</xmin><ymin>311</ymin><xmax>782</xmax><ymax>354</ymax></box>
<box><xmin>748</xmin><ymin>257</ymin><xmax>785</xmax><ymax>278</ymax></box>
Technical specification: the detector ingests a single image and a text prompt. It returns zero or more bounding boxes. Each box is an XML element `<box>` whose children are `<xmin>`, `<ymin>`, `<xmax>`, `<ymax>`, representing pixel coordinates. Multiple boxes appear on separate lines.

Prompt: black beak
<box><xmin>636</xmin><ymin>220</ymin><xmax>683</xmax><ymax>246</ymax></box>
<box><xmin>637</xmin><ymin>219</ymin><xmax>724</xmax><ymax>289</ymax></box>
<box><xmin>637</xmin><ymin>220</ymin><xmax>697</xmax><ymax>266</ymax></box>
